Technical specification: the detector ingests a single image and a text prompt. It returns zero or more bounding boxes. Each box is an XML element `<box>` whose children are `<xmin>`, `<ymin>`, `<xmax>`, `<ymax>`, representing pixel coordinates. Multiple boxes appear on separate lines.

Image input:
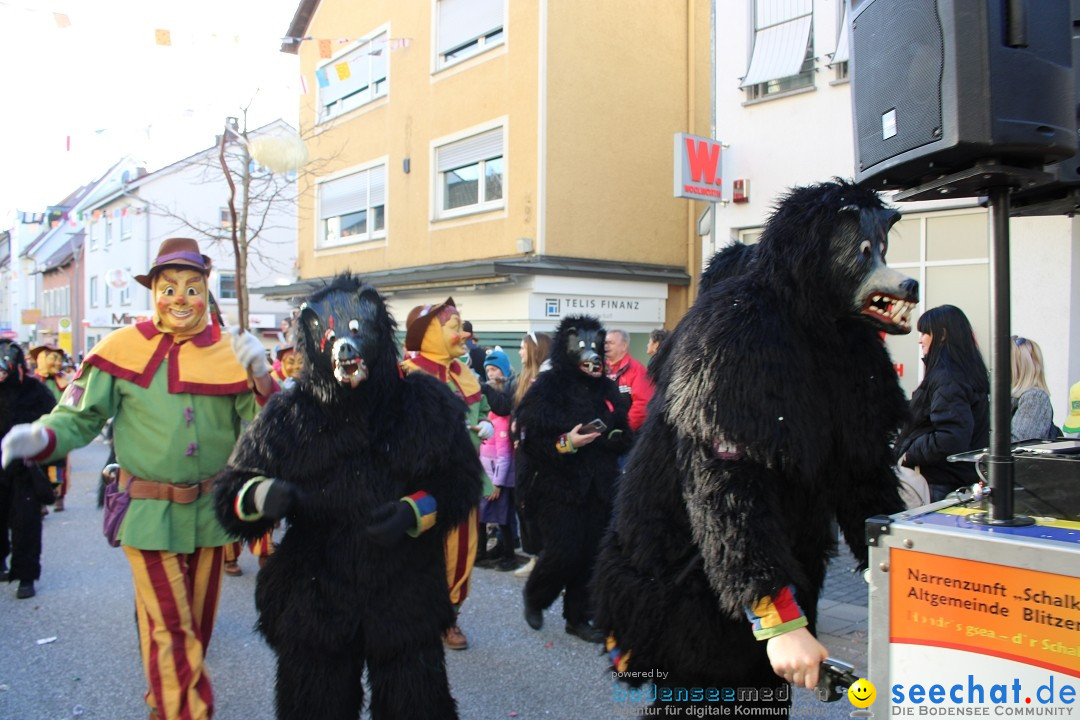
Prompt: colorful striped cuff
<box><xmin>745</xmin><ymin>584</ymin><xmax>808</xmax><ymax>640</ymax></box>
<box><xmin>402</xmin><ymin>491</ymin><xmax>437</xmax><ymax>538</ymax></box>
<box><xmin>556</xmin><ymin>434</ymin><xmax>577</xmax><ymax>454</ymax></box>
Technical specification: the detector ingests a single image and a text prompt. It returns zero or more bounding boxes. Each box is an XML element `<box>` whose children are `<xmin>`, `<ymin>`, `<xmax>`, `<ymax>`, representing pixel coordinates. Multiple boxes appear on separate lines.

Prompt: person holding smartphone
<box><xmin>514</xmin><ymin>316</ymin><xmax>630</xmax><ymax>643</ymax></box>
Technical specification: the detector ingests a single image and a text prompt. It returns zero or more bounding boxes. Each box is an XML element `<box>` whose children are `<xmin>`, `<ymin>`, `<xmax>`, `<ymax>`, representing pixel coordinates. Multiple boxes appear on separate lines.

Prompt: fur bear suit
<box><xmin>592</xmin><ymin>180</ymin><xmax>918</xmax><ymax>707</ymax></box>
<box><xmin>514</xmin><ymin>315</ymin><xmax>630</xmax><ymax>640</ymax></box>
<box><xmin>0</xmin><ymin>340</ymin><xmax>56</xmax><ymax>589</ymax></box>
<box><xmin>214</xmin><ymin>275</ymin><xmax>481</xmax><ymax>720</ymax></box>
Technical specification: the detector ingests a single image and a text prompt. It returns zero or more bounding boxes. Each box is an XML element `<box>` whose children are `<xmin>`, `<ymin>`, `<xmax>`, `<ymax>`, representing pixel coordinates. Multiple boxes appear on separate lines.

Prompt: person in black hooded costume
<box><xmin>514</xmin><ymin>314</ymin><xmax>630</xmax><ymax>643</ymax></box>
<box><xmin>214</xmin><ymin>274</ymin><xmax>481</xmax><ymax>720</ymax></box>
<box><xmin>0</xmin><ymin>340</ymin><xmax>56</xmax><ymax>599</ymax></box>
<box><xmin>592</xmin><ymin>180</ymin><xmax>918</xmax><ymax>711</ymax></box>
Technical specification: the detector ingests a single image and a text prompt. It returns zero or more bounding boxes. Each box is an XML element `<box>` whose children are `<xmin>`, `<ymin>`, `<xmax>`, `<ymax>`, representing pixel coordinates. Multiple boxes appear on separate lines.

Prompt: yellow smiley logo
<box><xmin>847</xmin><ymin>678</ymin><xmax>876</xmax><ymax>708</ymax></box>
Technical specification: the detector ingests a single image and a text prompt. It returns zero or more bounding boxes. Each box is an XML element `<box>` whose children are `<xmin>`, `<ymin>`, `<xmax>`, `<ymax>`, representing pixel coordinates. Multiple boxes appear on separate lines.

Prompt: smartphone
<box><xmin>581</xmin><ymin>418</ymin><xmax>607</xmax><ymax>434</ymax></box>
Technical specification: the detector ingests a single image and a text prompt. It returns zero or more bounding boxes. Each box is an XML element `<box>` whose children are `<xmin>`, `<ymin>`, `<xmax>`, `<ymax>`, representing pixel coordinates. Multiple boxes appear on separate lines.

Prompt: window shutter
<box><xmin>438</xmin><ymin>0</ymin><xmax>503</xmax><ymax>54</ymax></box>
<box><xmin>740</xmin><ymin>0</ymin><xmax>813</xmax><ymax>88</ymax></box>
<box><xmin>438</xmin><ymin>128</ymin><xmax>503</xmax><ymax>172</ymax></box>
<box><xmin>320</xmin><ymin>172</ymin><xmax>369</xmax><ymax>219</ymax></box>
<box><xmin>831</xmin><ymin>8</ymin><xmax>849</xmax><ymax>65</ymax></box>
<box><xmin>369</xmin><ymin>165</ymin><xmax>386</xmax><ymax>207</ymax></box>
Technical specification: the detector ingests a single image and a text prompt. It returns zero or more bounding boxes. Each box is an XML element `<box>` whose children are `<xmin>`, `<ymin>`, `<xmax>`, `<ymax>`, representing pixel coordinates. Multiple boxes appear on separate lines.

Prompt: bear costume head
<box><xmin>753</xmin><ymin>179</ymin><xmax>917</xmax><ymax>334</ymax></box>
<box><xmin>297</xmin><ymin>274</ymin><xmax>398</xmax><ymax>403</ymax></box>
<box><xmin>0</xmin><ymin>340</ymin><xmax>28</xmax><ymax>386</ymax></box>
<box><xmin>551</xmin><ymin>315</ymin><xmax>607</xmax><ymax>379</ymax></box>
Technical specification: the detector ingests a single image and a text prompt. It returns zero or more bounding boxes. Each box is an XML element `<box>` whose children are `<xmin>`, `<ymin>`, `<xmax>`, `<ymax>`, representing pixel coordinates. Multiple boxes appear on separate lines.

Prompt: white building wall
<box><xmin>82</xmin><ymin>151</ymin><xmax>297</xmax><ymax>351</ymax></box>
<box><xmin>712</xmin><ymin>0</ymin><xmax>1080</xmax><ymax>422</ymax></box>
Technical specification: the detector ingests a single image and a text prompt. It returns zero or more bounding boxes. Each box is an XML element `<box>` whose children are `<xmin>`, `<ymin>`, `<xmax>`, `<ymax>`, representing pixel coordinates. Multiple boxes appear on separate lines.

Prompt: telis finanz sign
<box><xmin>674</xmin><ymin>132</ymin><xmax>722</xmax><ymax>200</ymax></box>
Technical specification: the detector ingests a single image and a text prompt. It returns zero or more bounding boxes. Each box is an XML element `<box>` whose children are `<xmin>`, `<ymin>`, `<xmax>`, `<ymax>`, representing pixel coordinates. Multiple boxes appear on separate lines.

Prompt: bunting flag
<box><xmin>315</xmin><ymin>67</ymin><xmax>329</xmax><ymax>88</ymax></box>
<box><xmin>154</xmin><ymin>28</ymin><xmax>171</xmax><ymax>46</ymax></box>
<box><xmin>52</xmin><ymin>12</ymin><xmax>69</xmax><ymax>28</ymax></box>
<box><xmin>334</xmin><ymin>61</ymin><xmax>350</xmax><ymax>81</ymax></box>
<box><xmin>318</xmin><ymin>39</ymin><xmax>331</xmax><ymax>58</ymax></box>
<box><xmin>299</xmin><ymin>74</ymin><xmax>309</xmax><ymax>95</ymax></box>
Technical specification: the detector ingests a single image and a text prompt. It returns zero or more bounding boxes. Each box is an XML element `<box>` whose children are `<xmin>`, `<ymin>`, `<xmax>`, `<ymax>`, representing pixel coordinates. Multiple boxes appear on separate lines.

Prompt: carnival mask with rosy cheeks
<box><xmin>281</xmin><ymin>351</ymin><xmax>303</xmax><ymax>379</ymax></box>
<box><xmin>153</xmin><ymin>269</ymin><xmax>209</xmax><ymax>336</ymax></box>
<box><xmin>441</xmin><ymin>313</ymin><xmax>468</xmax><ymax>358</ymax></box>
<box><xmin>39</xmin><ymin>351</ymin><xmax>63</xmax><ymax>377</ymax></box>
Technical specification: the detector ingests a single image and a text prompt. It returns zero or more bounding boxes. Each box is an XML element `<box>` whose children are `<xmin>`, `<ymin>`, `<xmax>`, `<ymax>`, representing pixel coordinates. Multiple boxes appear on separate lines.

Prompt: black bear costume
<box><xmin>514</xmin><ymin>314</ymin><xmax>630</xmax><ymax>641</ymax></box>
<box><xmin>214</xmin><ymin>275</ymin><xmax>481</xmax><ymax>720</ymax></box>
<box><xmin>0</xmin><ymin>340</ymin><xmax>56</xmax><ymax>598</ymax></box>
<box><xmin>592</xmin><ymin>180</ymin><xmax>917</xmax><ymax>708</ymax></box>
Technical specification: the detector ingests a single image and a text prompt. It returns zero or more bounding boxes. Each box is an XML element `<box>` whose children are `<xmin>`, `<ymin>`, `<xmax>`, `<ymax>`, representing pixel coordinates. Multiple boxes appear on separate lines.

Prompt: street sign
<box><xmin>674</xmin><ymin>132</ymin><xmax>723</xmax><ymax>200</ymax></box>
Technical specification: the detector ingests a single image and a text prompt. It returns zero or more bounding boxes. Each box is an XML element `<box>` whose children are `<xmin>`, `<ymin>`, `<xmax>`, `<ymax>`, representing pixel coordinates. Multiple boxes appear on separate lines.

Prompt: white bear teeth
<box><xmin>864</xmin><ymin>295</ymin><xmax>915</xmax><ymax>326</ymax></box>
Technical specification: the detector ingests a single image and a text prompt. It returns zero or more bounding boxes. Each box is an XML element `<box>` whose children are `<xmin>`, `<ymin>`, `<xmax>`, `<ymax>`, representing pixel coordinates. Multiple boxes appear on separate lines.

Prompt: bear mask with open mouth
<box><xmin>297</xmin><ymin>274</ymin><xmax>398</xmax><ymax>403</ymax></box>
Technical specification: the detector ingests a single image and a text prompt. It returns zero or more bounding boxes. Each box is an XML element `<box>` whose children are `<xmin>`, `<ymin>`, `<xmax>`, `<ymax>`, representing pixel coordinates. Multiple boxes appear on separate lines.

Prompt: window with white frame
<box><xmin>104</xmin><ymin>214</ymin><xmax>114</xmax><ymax>246</ymax></box>
<box><xmin>89</xmin><ymin>219</ymin><xmax>100</xmax><ymax>250</ymax></box>
<box><xmin>105</xmin><ymin>282</ymin><xmax>112</xmax><ymax>306</ymax></box>
<box><xmin>318</xmin><ymin>164</ymin><xmax>387</xmax><ymax>248</ymax></box>
<box><xmin>741</xmin><ymin>0</ymin><xmax>815</xmax><ymax>101</ymax></box>
<box><xmin>219</xmin><ymin>272</ymin><xmax>237</xmax><ymax>300</ymax></box>
<box><xmin>220</xmin><ymin>207</ymin><xmax>234</xmax><ymax>231</ymax></box>
<box><xmin>318</xmin><ymin>31</ymin><xmax>389</xmax><ymax>123</ymax></box>
<box><xmin>436</xmin><ymin>0</ymin><xmax>504</xmax><ymax>69</ymax></box>
<box><xmin>90</xmin><ymin>276</ymin><xmax>98</xmax><ymax>307</ymax></box>
<box><xmin>435</xmin><ymin>127</ymin><xmax>504</xmax><ymax>218</ymax></box>
<box><xmin>120</xmin><ymin>209</ymin><xmax>131</xmax><ymax>239</ymax></box>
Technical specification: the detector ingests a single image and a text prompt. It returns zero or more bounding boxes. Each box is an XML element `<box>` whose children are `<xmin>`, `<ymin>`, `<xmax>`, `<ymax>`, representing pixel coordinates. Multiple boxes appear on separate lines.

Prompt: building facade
<box><xmin>277</xmin><ymin>0</ymin><xmax>714</xmax><ymax>353</ymax></box>
<box><xmin>80</xmin><ymin>123</ymin><xmax>299</xmax><ymax>351</ymax></box>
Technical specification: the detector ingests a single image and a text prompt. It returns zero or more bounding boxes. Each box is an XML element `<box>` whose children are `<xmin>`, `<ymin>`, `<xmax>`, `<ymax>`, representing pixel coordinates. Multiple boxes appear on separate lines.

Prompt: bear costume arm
<box><xmin>681</xmin><ymin>449</ymin><xmax>810</xmax><ymax>617</ymax></box>
<box><xmin>396</xmin><ymin>372</ymin><xmax>484</xmax><ymax>531</ymax></box>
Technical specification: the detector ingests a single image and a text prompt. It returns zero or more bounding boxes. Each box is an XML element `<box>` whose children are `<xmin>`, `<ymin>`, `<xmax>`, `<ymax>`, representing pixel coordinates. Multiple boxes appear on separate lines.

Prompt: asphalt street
<box><xmin>0</xmin><ymin>439</ymin><xmax>858</xmax><ymax>720</ymax></box>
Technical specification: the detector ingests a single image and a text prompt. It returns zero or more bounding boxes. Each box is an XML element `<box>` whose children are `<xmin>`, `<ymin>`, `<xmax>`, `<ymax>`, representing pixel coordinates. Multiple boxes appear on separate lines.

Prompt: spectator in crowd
<box><xmin>512</xmin><ymin>331</ymin><xmax>552</xmax><ymax>578</ymax></box>
<box><xmin>462</xmin><ymin>320</ymin><xmax>488</xmax><ymax>376</ymax></box>
<box><xmin>894</xmin><ymin>305</ymin><xmax>990</xmax><ymax>502</ymax></box>
<box><xmin>604</xmin><ymin>329</ymin><xmax>654</xmax><ymax>435</ymax></box>
<box><xmin>476</xmin><ymin>348</ymin><xmax>519</xmax><ymax>571</ymax></box>
<box><xmin>1064</xmin><ymin>380</ymin><xmax>1080</xmax><ymax>437</ymax></box>
<box><xmin>646</xmin><ymin>328</ymin><xmax>669</xmax><ymax>357</ymax></box>
<box><xmin>1010</xmin><ymin>336</ymin><xmax>1060</xmax><ymax>442</ymax></box>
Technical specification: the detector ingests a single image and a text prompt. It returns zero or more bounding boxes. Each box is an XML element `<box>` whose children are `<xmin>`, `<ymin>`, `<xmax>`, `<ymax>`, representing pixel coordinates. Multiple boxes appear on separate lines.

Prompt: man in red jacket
<box><xmin>604</xmin><ymin>330</ymin><xmax>654</xmax><ymax>434</ymax></box>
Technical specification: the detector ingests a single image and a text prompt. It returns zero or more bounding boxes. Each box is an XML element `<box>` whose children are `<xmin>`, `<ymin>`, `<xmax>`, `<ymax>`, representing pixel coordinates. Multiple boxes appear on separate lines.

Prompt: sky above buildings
<box><xmin>0</xmin><ymin>0</ymin><xmax>304</xmax><ymax>223</ymax></box>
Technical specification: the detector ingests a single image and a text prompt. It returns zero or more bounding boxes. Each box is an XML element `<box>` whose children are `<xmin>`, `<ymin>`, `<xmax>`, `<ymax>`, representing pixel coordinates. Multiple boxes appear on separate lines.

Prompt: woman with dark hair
<box><xmin>894</xmin><ymin>305</ymin><xmax>990</xmax><ymax>502</ymax></box>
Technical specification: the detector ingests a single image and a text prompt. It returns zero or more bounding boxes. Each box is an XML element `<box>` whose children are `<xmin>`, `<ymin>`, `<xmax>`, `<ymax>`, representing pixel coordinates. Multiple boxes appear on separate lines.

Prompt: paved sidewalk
<box><xmin>818</xmin><ymin>547</ymin><xmax>872</xmax><ymax>679</ymax></box>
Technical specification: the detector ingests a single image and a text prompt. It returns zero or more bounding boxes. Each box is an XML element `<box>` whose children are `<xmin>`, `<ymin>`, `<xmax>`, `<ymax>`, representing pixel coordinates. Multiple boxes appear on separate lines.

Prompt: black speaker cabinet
<box><xmin>851</xmin><ymin>0</ymin><xmax>1077</xmax><ymax>191</ymax></box>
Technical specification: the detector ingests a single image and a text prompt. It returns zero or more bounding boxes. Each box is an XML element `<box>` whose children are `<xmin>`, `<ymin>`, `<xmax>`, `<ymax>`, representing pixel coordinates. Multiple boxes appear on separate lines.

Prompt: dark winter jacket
<box><xmin>894</xmin><ymin>362</ymin><xmax>990</xmax><ymax>492</ymax></box>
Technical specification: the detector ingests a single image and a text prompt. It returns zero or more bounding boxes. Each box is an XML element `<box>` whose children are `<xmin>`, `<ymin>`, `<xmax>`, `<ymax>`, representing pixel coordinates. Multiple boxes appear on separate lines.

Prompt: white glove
<box><xmin>2</xmin><ymin>423</ymin><xmax>49</xmax><ymax>469</ymax></box>
<box><xmin>228</xmin><ymin>326</ymin><xmax>270</xmax><ymax>378</ymax></box>
<box><xmin>475</xmin><ymin>419</ymin><xmax>495</xmax><ymax>441</ymax></box>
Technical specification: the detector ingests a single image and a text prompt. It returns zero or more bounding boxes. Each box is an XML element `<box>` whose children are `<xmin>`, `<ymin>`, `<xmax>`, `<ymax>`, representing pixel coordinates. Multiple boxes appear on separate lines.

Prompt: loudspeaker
<box><xmin>851</xmin><ymin>0</ymin><xmax>1076</xmax><ymax>191</ymax></box>
<box><xmin>1010</xmin><ymin>0</ymin><xmax>1080</xmax><ymax>215</ymax></box>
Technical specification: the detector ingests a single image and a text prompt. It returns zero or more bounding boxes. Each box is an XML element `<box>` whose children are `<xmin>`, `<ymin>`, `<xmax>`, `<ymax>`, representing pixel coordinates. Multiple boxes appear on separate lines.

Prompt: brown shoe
<box><xmin>443</xmin><ymin>625</ymin><xmax>468</xmax><ymax>650</ymax></box>
<box><xmin>53</xmin><ymin>495</ymin><xmax>64</xmax><ymax>512</ymax></box>
<box><xmin>223</xmin><ymin>560</ymin><xmax>242</xmax><ymax>577</ymax></box>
